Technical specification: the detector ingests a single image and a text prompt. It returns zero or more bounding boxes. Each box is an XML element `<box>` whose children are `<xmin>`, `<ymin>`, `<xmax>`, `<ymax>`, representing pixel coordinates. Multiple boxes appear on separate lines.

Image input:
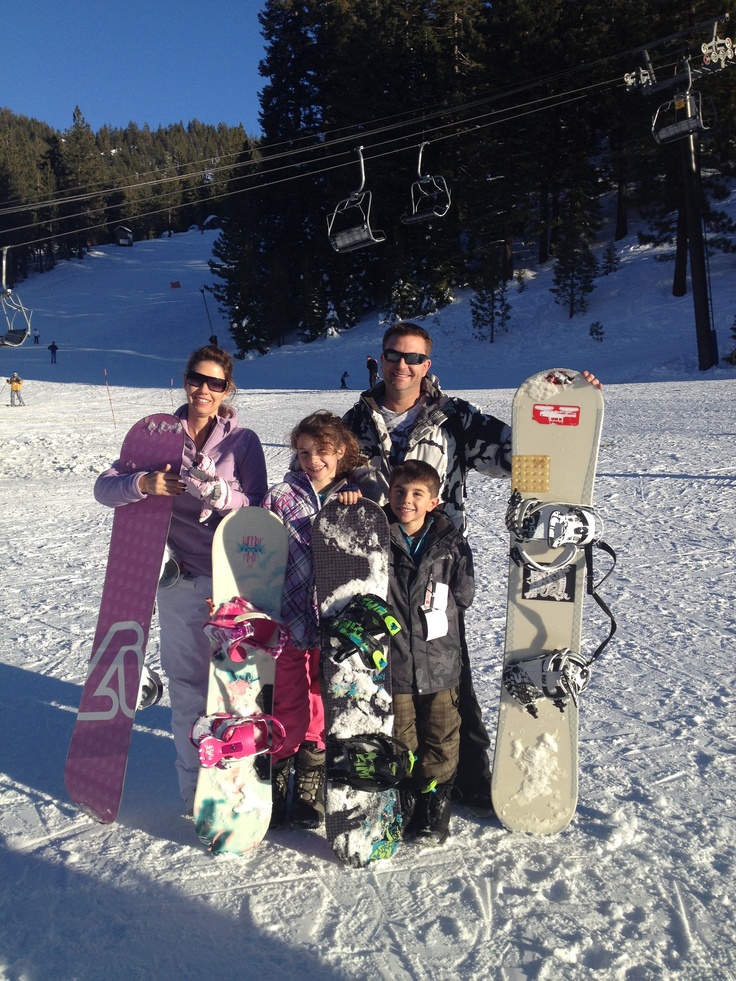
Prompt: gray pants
<box><xmin>156</xmin><ymin>572</ymin><xmax>213</xmax><ymax>802</ymax></box>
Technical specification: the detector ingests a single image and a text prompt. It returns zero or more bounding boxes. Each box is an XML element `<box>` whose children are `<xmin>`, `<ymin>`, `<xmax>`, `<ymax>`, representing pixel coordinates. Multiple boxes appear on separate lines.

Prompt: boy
<box><xmin>385</xmin><ymin>460</ymin><xmax>475</xmax><ymax>844</ymax></box>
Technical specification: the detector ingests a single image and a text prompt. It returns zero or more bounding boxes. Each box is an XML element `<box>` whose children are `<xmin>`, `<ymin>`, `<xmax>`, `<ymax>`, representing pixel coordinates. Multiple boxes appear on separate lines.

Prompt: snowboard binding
<box><xmin>327</xmin><ymin>734</ymin><xmax>415</xmax><ymax>792</ymax></box>
<box><xmin>503</xmin><ymin>648</ymin><xmax>592</xmax><ymax>717</ymax></box>
<box><xmin>325</xmin><ymin>594</ymin><xmax>402</xmax><ymax>671</ymax></box>
<box><xmin>204</xmin><ymin>597</ymin><xmax>290</xmax><ymax>662</ymax></box>
<box><xmin>506</xmin><ymin>489</ymin><xmax>604</xmax><ymax>571</ymax></box>
<box><xmin>190</xmin><ymin>712</ymin><xmax>286</xmax><ymax>769</ymax></box>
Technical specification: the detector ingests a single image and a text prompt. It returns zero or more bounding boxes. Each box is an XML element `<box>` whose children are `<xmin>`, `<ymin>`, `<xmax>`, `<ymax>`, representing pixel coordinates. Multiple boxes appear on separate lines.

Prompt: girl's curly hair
<box><xmin>290</xmin><ymin>411</ymin><xmax>367</xmax><ymax>478</ymax></box>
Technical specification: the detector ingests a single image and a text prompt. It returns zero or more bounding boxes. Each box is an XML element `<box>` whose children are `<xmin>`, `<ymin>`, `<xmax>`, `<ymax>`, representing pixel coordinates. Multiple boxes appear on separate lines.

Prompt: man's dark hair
<box><xmin>382</xmin><ymin>322</ymin><xmax>433</xmax><ymax>355</ymax></box>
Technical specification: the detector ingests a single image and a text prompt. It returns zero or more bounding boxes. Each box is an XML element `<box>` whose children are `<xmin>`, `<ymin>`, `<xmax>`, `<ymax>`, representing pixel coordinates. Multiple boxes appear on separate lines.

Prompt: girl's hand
<box><xmin>138</xmin><ymin>464</ymin><xmax>186</xmax><ymax>496</ymax></box>
<box><xmin>337</xmin><ymin>489</ymin><xmax>362</xmax><ymax>505</ymax></box>
<box><xmin>582</xmin><ymin>370</ymin><xmax>603</xmax><ymax>390</ymax></box>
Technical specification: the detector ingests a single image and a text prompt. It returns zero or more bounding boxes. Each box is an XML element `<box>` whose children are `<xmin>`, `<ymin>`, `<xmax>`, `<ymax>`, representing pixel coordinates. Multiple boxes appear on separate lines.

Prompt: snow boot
<box><xmin>265</xmin><ymin>755</ymin><xmax>293</xmax><ymax>829</ymax></box>
<box><xmin>136</xmin><ymin>665</ymin><xmax>164</xmax><ymax>710</ymax></box>
<box><xmin>414</xmin><ymin>781</ymin><xmax>453</xmax><ymax>846</ymax></box>
<box><xmin>291</xmin><ymin>741</ymin><xmax>325</xmax><ymax>829</ymax></box>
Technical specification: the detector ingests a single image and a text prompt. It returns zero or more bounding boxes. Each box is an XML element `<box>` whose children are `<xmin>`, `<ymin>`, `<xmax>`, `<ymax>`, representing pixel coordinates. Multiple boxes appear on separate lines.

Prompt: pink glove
<box><xmin>181</xmin><ymin>453</ymin><xmax>232</xmax><ymax>522</ymax></box>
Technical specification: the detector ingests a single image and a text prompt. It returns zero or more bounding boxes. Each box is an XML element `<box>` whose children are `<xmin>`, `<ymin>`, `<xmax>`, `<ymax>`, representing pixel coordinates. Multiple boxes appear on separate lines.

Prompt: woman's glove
<box><xmin>181</xmin><ymin>453</ymin><xmax>232</xmax><ymax>522</ymax></box>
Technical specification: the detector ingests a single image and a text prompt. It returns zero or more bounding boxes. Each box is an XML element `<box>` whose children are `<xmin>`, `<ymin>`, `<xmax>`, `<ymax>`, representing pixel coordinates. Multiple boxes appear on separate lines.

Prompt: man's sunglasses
<box><xmin>382</xmin><ymin>348</ymin><xmax>429</xmax><ymax>365</ymax></box>
<box><xmin>185</xmin><ymin>371</ymin><xmax>228</xmax><ymax>393</ymax></box>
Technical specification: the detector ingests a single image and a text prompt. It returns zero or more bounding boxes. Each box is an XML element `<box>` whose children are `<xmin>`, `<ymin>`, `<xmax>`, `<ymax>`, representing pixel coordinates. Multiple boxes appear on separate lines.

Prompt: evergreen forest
<box><xmin>1</xmin><ymin>1</ymin><xmax>735</xmax><ymax>355</ymax></box>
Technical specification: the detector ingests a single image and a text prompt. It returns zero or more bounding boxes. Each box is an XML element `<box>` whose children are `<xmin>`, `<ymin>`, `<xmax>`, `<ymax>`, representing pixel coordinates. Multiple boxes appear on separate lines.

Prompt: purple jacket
<box><xmin>94</xmin><ymin>404</ymin><xmax>268</xmax><ymax>577</ymax></box>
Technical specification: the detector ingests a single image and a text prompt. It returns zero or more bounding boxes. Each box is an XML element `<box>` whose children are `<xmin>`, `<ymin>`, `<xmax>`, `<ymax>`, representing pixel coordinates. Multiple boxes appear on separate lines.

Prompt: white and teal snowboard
<box><xmin>491</xmin><ymin>369</ymin><xmax>605</xmax><ymax>834</ymax></box>
<box><xmin>192</xmin><ymin>507</ymin><xmax>289</xmax><ymax>855</ymax></box>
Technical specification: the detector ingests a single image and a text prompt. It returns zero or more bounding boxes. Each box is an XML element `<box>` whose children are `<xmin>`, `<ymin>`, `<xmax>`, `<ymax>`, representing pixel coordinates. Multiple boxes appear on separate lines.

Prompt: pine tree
<box><xmin>601</xmin><ymin>241</ymin><xmax>620</xmax><ymax>275</ymax></box>
<box><xmin>470</xmin><ymin>278</ymin><xmax>510</xmax><ymax>343</ymax></box>
<box><xmin>551</xmin><ymin>233</ymin><xmax>599</xmax><ymax>318</ymax></box>
<box><xmin>54</xmin><ymin>107</ymin><xmax>108</xmax><ymax>257</ymax></box>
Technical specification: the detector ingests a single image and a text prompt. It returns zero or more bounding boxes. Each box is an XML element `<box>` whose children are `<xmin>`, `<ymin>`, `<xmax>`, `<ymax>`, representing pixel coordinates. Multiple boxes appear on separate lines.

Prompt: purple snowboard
<box><xmin>65</xmin><ymin>414</ymin><xmax>184</xmax><ymax>824</ymax></box>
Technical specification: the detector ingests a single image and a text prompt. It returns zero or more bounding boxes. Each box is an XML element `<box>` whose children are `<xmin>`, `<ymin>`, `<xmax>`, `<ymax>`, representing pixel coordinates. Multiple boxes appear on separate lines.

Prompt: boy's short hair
<box><xmin>389</xmin><ymin>460</ymin><xmax>441</xmax><ymax>497</ymax></box>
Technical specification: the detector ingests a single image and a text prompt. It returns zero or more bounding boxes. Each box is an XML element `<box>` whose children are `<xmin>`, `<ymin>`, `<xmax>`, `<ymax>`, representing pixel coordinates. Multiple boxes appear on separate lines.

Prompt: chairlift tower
<box><xmin>625</xmin><ymin>14</ymin><xmax>734</xmax><ymax>371</ymax></box>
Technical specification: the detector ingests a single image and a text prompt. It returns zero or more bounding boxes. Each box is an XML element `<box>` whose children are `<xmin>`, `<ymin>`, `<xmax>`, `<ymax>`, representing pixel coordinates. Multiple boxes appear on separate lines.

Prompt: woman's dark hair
<box><xmin>290</xmin><ymin>411</ymin><xmax>366</xmax><ymax>478</ymax></box>
<box><xmin>184</xmin><ymin>346</ymin><xmax>236</xmax><ymax>399</ymax></box>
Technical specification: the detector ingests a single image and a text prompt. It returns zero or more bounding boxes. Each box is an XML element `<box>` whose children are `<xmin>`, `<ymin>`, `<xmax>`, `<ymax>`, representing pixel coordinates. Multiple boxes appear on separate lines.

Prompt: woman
<box><xmin>94</xmin><ymin>346</ymin><xmax>268</xmax><ymax>813</ymax></box>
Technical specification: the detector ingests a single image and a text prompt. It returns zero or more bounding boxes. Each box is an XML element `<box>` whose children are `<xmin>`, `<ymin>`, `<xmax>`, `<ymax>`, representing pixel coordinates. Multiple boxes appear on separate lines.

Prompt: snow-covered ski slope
<box><xmin>1</xmin><ymin>189</ymin><xmax>735</xmax><ymax>980</ymax></box>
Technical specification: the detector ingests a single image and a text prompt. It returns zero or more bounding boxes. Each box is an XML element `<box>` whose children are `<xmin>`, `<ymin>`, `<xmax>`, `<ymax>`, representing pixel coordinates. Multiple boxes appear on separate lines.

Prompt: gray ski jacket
<box><xmin>343</xmin><ymin>374</ymin><xmax>512</xmax><ymax>534</ymax></box>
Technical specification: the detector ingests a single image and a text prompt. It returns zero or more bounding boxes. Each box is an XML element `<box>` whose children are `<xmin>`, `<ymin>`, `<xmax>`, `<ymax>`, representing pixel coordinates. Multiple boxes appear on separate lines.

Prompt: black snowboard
<box><xmin>312</xmin><ymin>498</ymin><xmax>403</xmax><ymax>868</ymax></box>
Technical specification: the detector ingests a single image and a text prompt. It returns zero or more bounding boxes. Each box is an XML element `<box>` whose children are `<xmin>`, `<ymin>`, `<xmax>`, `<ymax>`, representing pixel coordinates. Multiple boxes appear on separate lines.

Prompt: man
<box><xmin>366</xmin><ymin>355</ymin><xmax>379</xmax><ymax>389</ymax></box>
<box><xmin>344</xmin><ymin>322</ymin><xmax>601</xmax><ymax>815</ymax></box>
<box><xmin>49</xmin><ymin>341</ymin><xmax>58</xmax><ymax>364</ymax></box>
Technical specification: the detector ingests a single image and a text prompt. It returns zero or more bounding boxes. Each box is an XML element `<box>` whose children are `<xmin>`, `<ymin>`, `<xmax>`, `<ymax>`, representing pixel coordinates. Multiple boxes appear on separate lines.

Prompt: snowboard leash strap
<box><xmin>191</xmin><ymin>712</ymin><xmax>287</xmax><ymax>768</ymax></box>
<box><xmin>504</xmin><ymin>540</ymin><xmax>618</xmax><ymax>716</ymax></box>
<box><xmin>585</xmin><ymin>539</ymin><xmax>618</xmax><ymax>664</ymax></box>
<box><xmin>327</xmin><ymin>734</ymin><xmax>415</xmax><ymax>792</ymax></box>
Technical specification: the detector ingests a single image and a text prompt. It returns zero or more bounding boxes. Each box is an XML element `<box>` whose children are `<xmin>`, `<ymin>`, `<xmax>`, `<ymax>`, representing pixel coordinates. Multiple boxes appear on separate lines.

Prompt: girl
<box><xmin>262</xmin><ymin>411</ymin><xmax>382</xmax><ymax>828</ymax></box>
<box><xmin>95</xmin><ymin>346</ymin><xmax>267</xmax><ymax>814</ymax></box>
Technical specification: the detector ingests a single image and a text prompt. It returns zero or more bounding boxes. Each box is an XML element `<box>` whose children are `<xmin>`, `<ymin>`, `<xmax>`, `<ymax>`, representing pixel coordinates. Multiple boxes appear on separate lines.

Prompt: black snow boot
<box><xmin>414</xmin><ymin>781</ymin><xmax>453</xmax><ymax>845</ymax></box>
<box><xmin>291</xmin><ymin>741</ymin><xmax>325</xmax><ymax>829</ymax></box>
<box><xmin>268</xmin><ymin>755</ymin><xmax>294</xmax><ymax>829</ymax></box>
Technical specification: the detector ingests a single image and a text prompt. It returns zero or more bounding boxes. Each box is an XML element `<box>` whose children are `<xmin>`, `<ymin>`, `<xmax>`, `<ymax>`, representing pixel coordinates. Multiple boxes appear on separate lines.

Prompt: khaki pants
<box><xmin>393</xmin><ymin>687</ymin><xmax>461</xmax><ymax>786</ymax></box>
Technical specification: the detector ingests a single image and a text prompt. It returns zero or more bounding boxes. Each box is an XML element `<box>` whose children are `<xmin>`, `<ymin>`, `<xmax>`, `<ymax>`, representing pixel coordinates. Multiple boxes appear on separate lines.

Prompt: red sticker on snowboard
<box><xmin>532</xmin><ymin>403</ymin><xmax>580</xmax><ymax>426</ymax></box>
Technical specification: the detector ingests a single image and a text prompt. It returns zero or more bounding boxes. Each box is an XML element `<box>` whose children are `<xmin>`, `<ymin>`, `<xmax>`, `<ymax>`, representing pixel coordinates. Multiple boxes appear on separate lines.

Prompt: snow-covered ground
<box><xmin>1</xmin><ymin>196</ymin><xmax>735</xmax><ymax>980</ymax></box>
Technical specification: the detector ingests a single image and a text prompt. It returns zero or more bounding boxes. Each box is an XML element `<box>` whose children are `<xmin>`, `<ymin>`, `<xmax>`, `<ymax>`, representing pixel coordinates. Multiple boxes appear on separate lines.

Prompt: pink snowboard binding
<box><xmin>191</xmin><ymin>713</ymin><xmax>286</xmax><ymax>769</ymax></box>
<box><xmin>203</xmin><ymin>597</ymin><xmax>289</xmax><ymax>663</ymax></box>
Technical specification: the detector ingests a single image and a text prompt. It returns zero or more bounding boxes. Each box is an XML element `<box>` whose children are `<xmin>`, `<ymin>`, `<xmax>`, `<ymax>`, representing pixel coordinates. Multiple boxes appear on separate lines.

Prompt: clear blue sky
<box><xmin>2</xmin><ymin>1</ymin><xmax>266</xmax><ymax>135</ymax></box>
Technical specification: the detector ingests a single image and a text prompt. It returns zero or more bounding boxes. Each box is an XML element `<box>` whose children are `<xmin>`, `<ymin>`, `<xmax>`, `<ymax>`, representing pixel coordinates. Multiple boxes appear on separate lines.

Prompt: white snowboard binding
<box><xmin>506</xmin><ymin>490</ymin><xmax>604</xmax><ymax>571</ymax></box>
<box><xmin>503</xmin><ymin>648</ymin><xmax>592</xmax><ymax>717</ymax></box>
<box><xmin>136</xmin><ymin>664</ymin><xmax>164</xmax><ymax>710</ymax></box>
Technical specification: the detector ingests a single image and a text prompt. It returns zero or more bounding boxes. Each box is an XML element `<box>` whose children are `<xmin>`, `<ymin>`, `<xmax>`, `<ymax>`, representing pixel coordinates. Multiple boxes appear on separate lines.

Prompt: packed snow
<box><xmin>1</xmin><ymin>194</ymin><xmax>735</xmax><ymax>980</ymax></box>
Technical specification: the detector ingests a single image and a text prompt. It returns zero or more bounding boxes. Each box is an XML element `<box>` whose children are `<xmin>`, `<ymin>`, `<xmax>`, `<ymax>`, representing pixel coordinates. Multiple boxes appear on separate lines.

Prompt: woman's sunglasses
<box><xmin>382</xmin><ymin>348</ymin><xmax>429</xmax><ymax>365</ymax></box>
<box><xmin>185</xmin><ymin>371</ymin><xmax>228</xmax><ymax>393</ymax></box>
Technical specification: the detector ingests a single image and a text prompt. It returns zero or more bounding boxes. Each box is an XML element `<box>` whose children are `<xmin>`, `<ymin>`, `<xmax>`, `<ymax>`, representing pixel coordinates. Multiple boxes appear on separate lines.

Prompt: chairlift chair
<box><xmin>327</xmin><ymin>146</ymin><xmax>386</xmax><ymax>253</ymax></box>
<box><xmin>401</xmin><ymin>142</ymin><xmax>451</xmax><ymax>225</ymax></box>
<box><xmin>652</xmin><ymin>92</ymin><xmax>709</xmax><ymax>145</ymax></box>
<box><xmin>0</xmin><ymin>290</ymin><xmax>32</xmax><ymax>347</ymax></box>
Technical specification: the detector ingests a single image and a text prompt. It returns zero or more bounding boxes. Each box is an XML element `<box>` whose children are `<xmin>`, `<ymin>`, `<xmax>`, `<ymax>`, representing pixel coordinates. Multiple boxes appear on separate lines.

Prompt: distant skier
<box><xmin>7</xmin><ymin>371</ymin><xmax>25</xmax><ymax>406</ymax></box>
<box><xmin>366</xmin><ymin>355</ymin><xmax>379</xmax><ymax>388</ymax></box>
<box><xmin>33</xmin><ymin>329</ymin><xmax>40</xmax><ymax>344</ymax></box>
<box><xmin>48</xmin><ymin>341</ymin><xmax>58</xmax><ymax>364</ymax></box>
<box><xmin>340</xmin><ymin>371</ymin><xmax>349</xmax><ymax>389</ymax></box>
